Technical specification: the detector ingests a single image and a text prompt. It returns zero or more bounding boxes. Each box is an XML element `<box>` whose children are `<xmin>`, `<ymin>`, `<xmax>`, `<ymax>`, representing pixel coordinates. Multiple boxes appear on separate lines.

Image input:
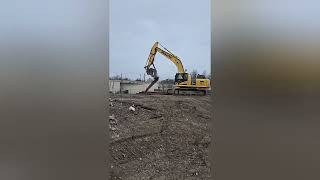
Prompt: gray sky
<box><xmin>110</xmin><ymin>0</ymin><xmax>211</xmax><ymax>80</ymax></box>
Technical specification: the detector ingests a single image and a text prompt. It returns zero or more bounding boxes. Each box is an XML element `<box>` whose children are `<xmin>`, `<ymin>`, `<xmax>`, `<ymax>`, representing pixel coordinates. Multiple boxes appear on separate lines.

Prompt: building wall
<box><xmin>109</xmin><ymin>80</ymin><xmax>121</xmax><ymax>94</ymax></box>
<box><xmin>109</xmin><ymin>80</ymin><xmax>159</xmax><ymax>94</ymax></box>
<box><xmin>121</xmin><ymin>82</ymin><xmax>159</xmax><ymax>94</ymax></box>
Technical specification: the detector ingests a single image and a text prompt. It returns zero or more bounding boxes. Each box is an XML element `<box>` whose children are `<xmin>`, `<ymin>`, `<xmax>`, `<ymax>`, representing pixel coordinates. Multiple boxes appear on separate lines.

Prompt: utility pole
<box><xmin>120</xmin><ymin>73</ymin><xmax>122</xmax><ymax>94</ymax></box>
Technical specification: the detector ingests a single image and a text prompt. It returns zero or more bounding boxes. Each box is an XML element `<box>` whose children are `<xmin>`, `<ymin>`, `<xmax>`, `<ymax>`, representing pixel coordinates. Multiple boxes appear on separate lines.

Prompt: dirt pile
<box><xmin>109</xmin><ymin>94</ymin><xmax>212</xmax><ymax>179</ymax></box>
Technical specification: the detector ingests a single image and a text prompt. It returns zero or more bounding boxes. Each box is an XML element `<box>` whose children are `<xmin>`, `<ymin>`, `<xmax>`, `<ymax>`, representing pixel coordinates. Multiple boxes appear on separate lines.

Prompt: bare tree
<box><xmin>110</xmin><ymin>76</ymin><xmax>131</xmax><ymax>81</ymax></box>
<box><xmin>158</xmin><ymin>79</ymin><xmax>175</xmax><ymax>90</ymax></box>
<box><xmin>202</xmin><ymin>70</ymin><xmax>207</xmax><ymax>78</ymax></box>
<box><xmin>146</xmin><ymin>77</ymin><xmax>153</xmax><ymax>83</ymax></box>
<box><xmin>190</xmin><ymin>69</ymin><xmax>198</xmax><ymax>79</ymax></box>
<box><xmin>110</xmin><ymin>75</ymin><xmax>121</xmax><ymax>80</ymax></box>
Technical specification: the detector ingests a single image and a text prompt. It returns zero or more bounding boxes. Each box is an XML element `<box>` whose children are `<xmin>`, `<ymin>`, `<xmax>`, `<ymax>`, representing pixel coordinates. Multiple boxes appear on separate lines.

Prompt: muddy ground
<box><xmin>109</xmin><ymin>94</ymin><xmax>212</xmax><ymax>179</ymax></box>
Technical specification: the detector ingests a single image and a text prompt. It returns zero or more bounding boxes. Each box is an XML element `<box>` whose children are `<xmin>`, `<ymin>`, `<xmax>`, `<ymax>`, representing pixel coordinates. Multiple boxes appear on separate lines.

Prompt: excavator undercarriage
<box><xmin>167</xmin><ymin>87</ymin><xmax>207</xmax><ymax>96</ymax></box>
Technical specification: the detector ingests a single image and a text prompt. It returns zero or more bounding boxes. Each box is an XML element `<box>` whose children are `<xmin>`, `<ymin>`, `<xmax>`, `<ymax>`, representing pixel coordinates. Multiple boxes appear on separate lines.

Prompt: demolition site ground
<box><xmin>109</xmin><ymin>94</ymin><xmax>212</xmax><ymax>179</ymax></box>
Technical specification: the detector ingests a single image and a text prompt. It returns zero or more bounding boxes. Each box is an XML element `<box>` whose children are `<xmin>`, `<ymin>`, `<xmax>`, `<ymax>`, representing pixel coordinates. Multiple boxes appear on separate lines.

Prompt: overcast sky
<box><xmin>110</xmin><ymin>0</ymin><xmax>211</xmax><ymax>80</ymax></box>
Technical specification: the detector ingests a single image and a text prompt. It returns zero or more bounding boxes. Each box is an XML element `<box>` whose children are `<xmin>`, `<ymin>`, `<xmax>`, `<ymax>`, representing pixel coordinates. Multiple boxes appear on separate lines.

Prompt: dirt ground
<box><xmin>109</xmin><ymin>94</ymin><xmax>212</xmax><ymax>179</ymax></box>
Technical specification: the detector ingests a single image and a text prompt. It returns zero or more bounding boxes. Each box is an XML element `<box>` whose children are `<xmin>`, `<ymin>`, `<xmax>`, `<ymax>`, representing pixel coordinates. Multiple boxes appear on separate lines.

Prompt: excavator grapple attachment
<box><xmin>144</xmin><ymin>66</ymin><xmax>159</xmax><ymax>92</ymax></box>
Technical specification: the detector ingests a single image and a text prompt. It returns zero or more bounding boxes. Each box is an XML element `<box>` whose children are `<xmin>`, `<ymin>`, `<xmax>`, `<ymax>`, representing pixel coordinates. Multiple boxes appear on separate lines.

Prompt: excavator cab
<box><xmin>175</xmin><ymin>73</ymin><xmax>188</xmax><ymax>84</ymax></box>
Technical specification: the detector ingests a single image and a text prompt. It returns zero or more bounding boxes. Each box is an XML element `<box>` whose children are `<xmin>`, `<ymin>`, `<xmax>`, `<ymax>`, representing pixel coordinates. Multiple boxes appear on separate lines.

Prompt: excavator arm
<box><xmin>144</xmin><ymin>42</ymin><xmax>185</xmax><ymax>73</ymax></box>
<box><xmin>144</xmin><ymin>42</ymin><xmax>185</xmax><ymax>92</ymax></box>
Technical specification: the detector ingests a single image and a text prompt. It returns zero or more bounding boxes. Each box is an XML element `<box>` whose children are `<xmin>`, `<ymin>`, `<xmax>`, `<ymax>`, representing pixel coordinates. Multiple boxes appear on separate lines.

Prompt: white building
<box><xmin>109</xmin><ymin>80</ymin><xmax>121</xmax><ymax>94</ymax></box>
<box><xmin>109</xmin><ymin>80</ymin><xmax>159</xmax><ymax>94</ymax></box>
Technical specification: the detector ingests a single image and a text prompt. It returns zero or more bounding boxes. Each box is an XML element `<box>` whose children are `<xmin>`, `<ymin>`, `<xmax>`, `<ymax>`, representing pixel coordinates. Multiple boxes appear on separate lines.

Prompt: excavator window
<box><xmin>176</xmin><ymin>74</ymin><xmax>183</xmax><ymax>80</ymax></box>
<box><xmin>175</xmin><ymin>73</ymin><xmax>188</xmax><ymax>83</ymax></box>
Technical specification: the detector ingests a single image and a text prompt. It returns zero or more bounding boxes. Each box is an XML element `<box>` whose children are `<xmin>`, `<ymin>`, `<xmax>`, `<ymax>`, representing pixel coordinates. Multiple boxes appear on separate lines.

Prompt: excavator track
<box><xmin>167</xmin><ymin>88</ymin><xmax>207</xmax><ymax>96</ymax></box>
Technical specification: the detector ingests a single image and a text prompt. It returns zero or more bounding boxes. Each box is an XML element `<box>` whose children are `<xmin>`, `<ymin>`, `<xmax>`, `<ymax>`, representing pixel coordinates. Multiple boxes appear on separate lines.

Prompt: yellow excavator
<box><xmin>144</xmin><ymin>42</ymin><xmax>210</xmax><ymax>95</ymax></box>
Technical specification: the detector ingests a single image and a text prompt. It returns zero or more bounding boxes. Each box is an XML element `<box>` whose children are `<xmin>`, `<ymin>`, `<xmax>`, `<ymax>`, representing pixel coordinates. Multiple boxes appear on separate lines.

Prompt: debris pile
<box><xmin>129</xmin><ymin>105</ymin><xmax>135</xmax><ymax>111</ymax></box>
